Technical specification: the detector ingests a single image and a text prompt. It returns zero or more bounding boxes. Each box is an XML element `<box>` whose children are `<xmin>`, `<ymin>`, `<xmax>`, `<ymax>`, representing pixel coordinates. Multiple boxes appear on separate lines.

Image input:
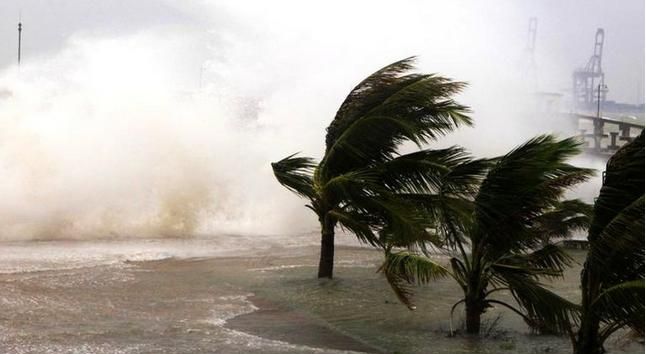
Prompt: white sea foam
<box><xmin>0</xmin><ymin>230</ymin><xmax>371</xmax><ymax>274</ymax></box>
<box><xmin>0</xmin><ymin>239</ymin><xmax>243</xmax><ymax>274</ymax></box>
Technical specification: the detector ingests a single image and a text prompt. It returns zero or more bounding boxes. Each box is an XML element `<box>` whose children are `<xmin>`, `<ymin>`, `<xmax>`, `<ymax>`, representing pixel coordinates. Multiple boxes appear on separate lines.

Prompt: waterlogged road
<box><xmin>0</xmin><ymin>240</ymin><xmax>641</xmax><ymax>354</ymax></box>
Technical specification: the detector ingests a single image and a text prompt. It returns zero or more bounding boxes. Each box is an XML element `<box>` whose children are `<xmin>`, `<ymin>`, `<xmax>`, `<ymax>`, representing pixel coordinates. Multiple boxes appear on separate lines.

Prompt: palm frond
<box><xmin>531</xmin><ymin>199</ymin><xmax>592</xmax><ymax>240</ymax></box>
<box><xmin>438</xmin><ymin>157</ymin><xmax>493</xmax><ymax>197</ymax></box>
<box><xmin>383</xmin><ymin>250</ymin><xmax>450</xmax><ymax>283</ymax></box>
<box><xmin>271</xmin><ymin>153</ymin><xmax>317</xmax><ymax>199</ymax></box>
<box><xmin>384</xmin><ymin>156</ymin><xmax>490</xmax><ymax>249</ymax></box>
<box><xmin>322</xmin><ymin>168</ymin><xmax>382</xmax><ymax>203</ymax></box>
<box><xmin>327</xmin><ymin>57</ymin><xmax>419</xmax><ymax>149</ymax></box>
<box><xmin>401</xmin><ymin>193</ymin><xmax>475</xmax><ymax>248</ymax></box>
<box><xmin>574</xmin><ymin>131</ymin><xmax>644</xmax><ymax>350</ymax></box>
<box><xmin>371</xmin><ymin>196</ymin><xmax>440</xmax><ymax>251</ymax></box>
<box><xmin>449</xmin><ymin>257</ymin><xmax>469</xmax><ymax>291</ymax></box>
<box><xmin>321</xmin><ymin>58</ymin><xmax>471</xmax><ymax>177</ymax></box>
<box><xmin>593</xmin><ymin>279</ymin><xmax>645</xmax><ymax>336</ymax></box>
<box><xmin>376</xmin><ymin>147</ymin><xmax>465</xmax><ymax>193</ymax></box>
<box><xmin>495</xmin><ymin>269</ymin><xmax>579</xmax><ymax>334</ymax></box>
<box><xmin>380</xmin><ymin>250</ymin><xmax>450</xmax><ymax>309</ymax></box>
<box><xmin>588</xmin><ymin>131</ymin><xmax>644</xmax><ymax>241</ymax></box>
<box><xmin>376</xmin><ymin>147</ymin><xmax>489</xmax><ymax>195</ymax></box>
<box><xmin>328</xmin><ymin>208</ymin><xmax>381</xmax><ymax>247</ymax></box>
<box><xmin>382</xmin><ymin>264</ymin><xmax>417</xmax><ymax>310</ymax></box>
<box><xmin>472</xmin><ymin>135</ymin><xmax>593</xmax><ymax>255</ymax></box>
<box><xmin>495</xmin><ymin>244</ymin><xmax>573</xmax><ymax>277</ymax></box>
<box><xmin>588</xmin><ymin>196</ymin><xmax>645</xmax><ymax>283</ymax></box>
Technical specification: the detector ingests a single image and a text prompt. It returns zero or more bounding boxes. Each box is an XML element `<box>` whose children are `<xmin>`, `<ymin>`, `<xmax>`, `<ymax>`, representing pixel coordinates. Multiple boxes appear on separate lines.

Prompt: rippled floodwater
<box><xmin>0</xmin><ymin>239</ymin><xmax>642</xmax><ymax>354</ymax></box>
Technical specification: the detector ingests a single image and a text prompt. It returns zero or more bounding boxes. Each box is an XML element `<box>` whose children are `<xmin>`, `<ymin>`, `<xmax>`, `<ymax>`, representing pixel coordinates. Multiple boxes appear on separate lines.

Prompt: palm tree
<box><xmin>271</xmin><ymin>57</ymin><xmax>473</xmax><ymax>278</ymax></box>
<box><xmin>381</xmin><ymin>135</ymin><xmax>594</xmax><ymax>334</ymax></box>
<box><xmin>573</xmin><ymin>131</ymin><xmax>644</xmax><ymax>354</ymax></box>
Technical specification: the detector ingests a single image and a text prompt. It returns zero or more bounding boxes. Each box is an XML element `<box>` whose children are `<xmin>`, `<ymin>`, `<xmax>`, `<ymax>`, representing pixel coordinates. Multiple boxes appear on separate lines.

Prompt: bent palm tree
<box><xmin>271</xmin><ymin>57</ymin><xmax>472</xmax><ymax>278</ymax></box>
<box><xmin>381</xmin><ymin>135</ymin><xmax>594</xmax><ymax>334</ymax></box>
<box><xmin>573</xmin><ymin>131</ymin><xmax>644</xmax><ymax>354</ymax></box>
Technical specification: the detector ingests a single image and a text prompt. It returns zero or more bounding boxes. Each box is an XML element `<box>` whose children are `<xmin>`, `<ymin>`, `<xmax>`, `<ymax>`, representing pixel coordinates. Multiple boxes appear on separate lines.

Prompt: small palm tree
<box><xmin>381</xmin><ymin>135</ymin><xmax>594</xmax><ymax>334</ymax></box>
<box><xmin>271</xmin><ymin>57</ymin><xmax>472</xmax><ymax>278</ymax></box>
<box><xmin>573</xmin><ymin>131</ymin><xmax>644</xmax><ymax>354</ymax></box>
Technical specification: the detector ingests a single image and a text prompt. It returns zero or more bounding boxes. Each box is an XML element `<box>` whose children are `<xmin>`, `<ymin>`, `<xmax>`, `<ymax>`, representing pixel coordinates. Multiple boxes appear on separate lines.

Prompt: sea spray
<box><xmin>0</xmin><ymin>1</ymin><xmax>622</xmax><ymax>240</ymax></box>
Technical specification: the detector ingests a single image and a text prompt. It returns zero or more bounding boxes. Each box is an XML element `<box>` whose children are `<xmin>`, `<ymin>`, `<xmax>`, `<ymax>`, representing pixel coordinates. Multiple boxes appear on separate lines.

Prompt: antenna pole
<box><xmin>18</xmin><ymin>21</ymin><xmax>22</xmax><ymax>65</ymax></box>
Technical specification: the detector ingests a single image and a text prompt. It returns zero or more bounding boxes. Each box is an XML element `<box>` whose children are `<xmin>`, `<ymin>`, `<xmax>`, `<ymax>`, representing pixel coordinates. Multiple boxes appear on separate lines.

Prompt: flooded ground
<box><xmin>0</xmin><ymin>239</ymin><xmax>642</xmax><ymax>354</ymax></box>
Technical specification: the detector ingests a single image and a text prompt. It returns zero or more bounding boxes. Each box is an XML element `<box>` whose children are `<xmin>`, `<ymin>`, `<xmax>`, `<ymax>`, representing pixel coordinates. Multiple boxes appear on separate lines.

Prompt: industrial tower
<box><xmin>572</xmin><ymin>28</ymin><xmax>607</xmax><ymax>111</ymax></box>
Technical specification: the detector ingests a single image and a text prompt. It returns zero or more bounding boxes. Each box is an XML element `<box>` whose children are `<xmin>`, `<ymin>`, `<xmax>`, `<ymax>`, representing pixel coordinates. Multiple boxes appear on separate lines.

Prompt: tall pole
<box><xmin>596</xmin><ymin>81</ymin><xmax>607</xmax><ymax>118</ymax></box>
<box><xmin>597</xmin><ymin>83</ymin><xmax>601</xmax><ymax>118</ymax></box>
<box><xmin>594</xmin><ymin>82</ymin><xmax>607</xmax><ymax>153</ymax></box>
<box><xmin>18</xmin><ymin>21</ymin><xmax>22</xmax><ymax>65</ymax></box>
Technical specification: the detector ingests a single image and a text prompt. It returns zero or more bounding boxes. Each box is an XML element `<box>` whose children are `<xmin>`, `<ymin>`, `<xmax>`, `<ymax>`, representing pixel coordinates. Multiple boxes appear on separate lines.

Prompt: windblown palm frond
<box><xmin>271</xmin><ymin>154</ymin><xmax>317</xmax><ymax>200</ymax></box>
<box><xmin>371</xmin><ymin>196</ymin><xmax>439</xmax><ymax>251</ymax></box>
<box><xmin>588</xmin><ymin>130</ymin><xmax>644</xmax><ymax>294</ymax></box>
<box><xmin>380</xmin><ymin>250</ymin><xmax>450</xmax><ymax>309</ymax></box>
<box><xmin>595</xmin><ymin>279</ymin><xmax>645</xmax><ymax>338</ymax></box>
<box><xmin>322</xmin><ymin>57</ymin><xmax>472</xmax><ymax>178</ymax></box>
<box><xmin>493</xmin><ymin>269</ymin><xmax>580</xmax><ymax>334</ymax></box>
<box><xmin>531</xmin><ymin>199</ymin><xmax>593</xmax><ymax>242</ymax></box>
<box><xmin>381</xmin><ymin>154</ymin><xmax>491</xmax><ymax>252</ymax></box>
<box><xmin>375</xmin><ymin>147</ymin><xmax>470</xmax><ymax>193</ymax></box>
<box><xmin>574</xmin><ymin>131</ymin><xmax>644</xmax><ymax>354</ymax></box>
<box><xmin>328</xmin><ymin>208</ymin><xmax>380</xmax><ymax>247</ymax></box>
<box><xmin>494</xmin><ymin>244</ymin><xmax>573</xmax><ymax>278</ymax></box>
<box><xmin>588</xmin><ymin>196</ymin><xmax>644</xmax><ymax>277</ymax></box>
<box><xmin>472</xmin><ymin>135</ymin><xmax>593</xmax><ymax>257</ymax></box>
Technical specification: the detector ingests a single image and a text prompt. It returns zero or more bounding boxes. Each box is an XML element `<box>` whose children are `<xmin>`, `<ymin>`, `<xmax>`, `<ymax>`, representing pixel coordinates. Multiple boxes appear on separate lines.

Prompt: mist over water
<box><xmin>0</xmin><ymin>1</ymin><xmax>641</xmax><ymax>240</ymax></box>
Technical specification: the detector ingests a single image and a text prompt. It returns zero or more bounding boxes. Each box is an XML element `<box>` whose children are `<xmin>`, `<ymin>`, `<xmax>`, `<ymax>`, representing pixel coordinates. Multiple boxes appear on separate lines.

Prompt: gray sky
<box><xmin>0</xmin><ymin>0</ymin><xmax>643</xmax><ymax>103</ymax></box>
<box><xmin>0</xmin><ymin>1</ymin><xmax>195</xmax><ymax>65</ymax></box>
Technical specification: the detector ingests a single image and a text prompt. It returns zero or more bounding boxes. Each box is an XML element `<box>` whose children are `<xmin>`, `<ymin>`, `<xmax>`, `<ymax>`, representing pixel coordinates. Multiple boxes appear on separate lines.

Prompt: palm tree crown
<box><xmin>382</xmin><ymin>135</ymin><xmax>594</xmax><ymax>334</ymax></box>
<box><xmin>272</xmin><ymin>57</ymin><xmax>473</xmax><ymax>278</ymax></box>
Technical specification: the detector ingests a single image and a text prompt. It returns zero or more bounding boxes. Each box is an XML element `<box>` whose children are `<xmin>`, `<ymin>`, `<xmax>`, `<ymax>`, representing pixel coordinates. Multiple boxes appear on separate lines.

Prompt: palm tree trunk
<box><xmin>465</xmin><ymin>264</ymin><xmax>484</xmax><ymax>335</ymax></box>
<box><xmin>574</xmin><ymin>317</ymin><xmax>603</xmax><ymax>354</ymax></box>
<box><xmin>465</xmin><ymin>298</ymin><xmax>482</xmax><ymax>334</ymax></box>
<box><xmin>574</xmin><ymin>268</ymin><xmax>604</xmax><ymax>354</ymax></box>
<box><xmin>317</xmin><ymin>217</ymin><xmax>335</xmax><ymax>278</ymax></box>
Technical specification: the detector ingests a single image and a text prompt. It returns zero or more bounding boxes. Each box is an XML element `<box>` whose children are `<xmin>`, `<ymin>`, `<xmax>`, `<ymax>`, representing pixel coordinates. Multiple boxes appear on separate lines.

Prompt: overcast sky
<box><xmin>0</xmin><ymin>0</ymin><xmax>643</xmax><ymax>103</ymax></box>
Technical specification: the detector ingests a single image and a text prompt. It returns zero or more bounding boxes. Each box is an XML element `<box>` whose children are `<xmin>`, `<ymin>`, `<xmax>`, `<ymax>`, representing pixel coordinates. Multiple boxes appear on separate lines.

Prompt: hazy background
<box><xmin>0</xmin><ymin>0</ymin><xmax>643</xmax><ymax>240</ymax></box>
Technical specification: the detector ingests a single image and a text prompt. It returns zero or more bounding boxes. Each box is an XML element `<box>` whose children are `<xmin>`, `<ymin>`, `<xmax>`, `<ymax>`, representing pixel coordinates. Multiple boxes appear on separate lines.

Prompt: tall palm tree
<box><xmin>573</xmin><ymin>131</ymin><xmax>644</xmax><ymax>354</ymax></box>
<box><xmin>381</xmin><ymin>135</ymin><xmax>594</xmax><ymax>334</ymax></box>
<box><xmin>271</xmin><ymin>57</ymin><xmax>473</xmax><ymax>278</ymax></box>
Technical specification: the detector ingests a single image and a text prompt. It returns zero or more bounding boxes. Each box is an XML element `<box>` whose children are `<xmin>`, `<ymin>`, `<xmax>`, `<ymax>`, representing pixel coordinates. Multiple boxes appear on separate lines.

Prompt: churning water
<box><xmin>0</xmin><ymin>238</ymin><xmax>641</xmax><ymax>354</ymax></box>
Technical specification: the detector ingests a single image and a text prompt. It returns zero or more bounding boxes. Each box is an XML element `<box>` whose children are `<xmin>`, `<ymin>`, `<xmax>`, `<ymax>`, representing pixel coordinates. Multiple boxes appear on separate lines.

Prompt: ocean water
<box><xmin>0</xmin><ymin>238</ymin><xmax>641</xmax><ymax>354</ymax></box>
